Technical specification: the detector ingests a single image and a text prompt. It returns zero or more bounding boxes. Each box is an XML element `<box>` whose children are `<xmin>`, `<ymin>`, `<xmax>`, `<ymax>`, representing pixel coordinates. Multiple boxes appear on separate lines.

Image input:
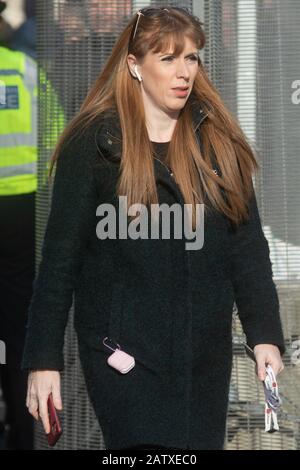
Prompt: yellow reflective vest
<box><xmin>0</xmin><ymin>47</ymin><xmax>37</xmax><ymax>195</ymax></box>
<box><xmin>0</xmin><ymin>47</ymin><xmax>65</xmax><ymax>195</ymax></box>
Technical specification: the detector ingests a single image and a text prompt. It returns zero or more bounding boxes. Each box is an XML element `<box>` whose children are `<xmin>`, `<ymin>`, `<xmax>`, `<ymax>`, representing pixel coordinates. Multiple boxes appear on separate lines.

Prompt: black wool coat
<box><xmin>22</xmin><ymin>101</ymin><xmax>285</xmax><ymax>450</ymax></box>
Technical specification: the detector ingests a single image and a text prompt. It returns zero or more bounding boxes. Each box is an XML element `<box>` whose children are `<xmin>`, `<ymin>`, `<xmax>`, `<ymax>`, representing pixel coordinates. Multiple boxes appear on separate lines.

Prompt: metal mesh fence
<box><xmin>204</xmin><ymin>0</ymin><xmax>300</xmax><ymax>450</ymax></box>
<box><xmin>35</xmin><ymin>0</ymin><xmax>300</xmax><ymax>450</ymax></box>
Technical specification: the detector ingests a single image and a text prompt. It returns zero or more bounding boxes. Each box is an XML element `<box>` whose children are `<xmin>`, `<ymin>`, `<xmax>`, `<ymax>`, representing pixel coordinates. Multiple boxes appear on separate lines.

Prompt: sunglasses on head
<box><xmin>131</xmin><ymin>6</ymin><xmax>192</xmax><ymax>41</ymax></box>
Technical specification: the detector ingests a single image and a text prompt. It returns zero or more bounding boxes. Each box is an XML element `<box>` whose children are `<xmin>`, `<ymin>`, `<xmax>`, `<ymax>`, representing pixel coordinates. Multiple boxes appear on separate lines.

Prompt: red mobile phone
<box><xmin>46</xmin><ymin>393</ymin><xmax>62</xmax><ymax>446</ymax></box>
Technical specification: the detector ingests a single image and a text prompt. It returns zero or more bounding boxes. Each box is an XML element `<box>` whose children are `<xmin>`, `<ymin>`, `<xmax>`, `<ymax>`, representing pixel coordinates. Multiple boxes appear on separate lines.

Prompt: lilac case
<box><xmin>107</xmin><ymin>349</ymin><xmax>135</xmax><ymax>374</ymax></box>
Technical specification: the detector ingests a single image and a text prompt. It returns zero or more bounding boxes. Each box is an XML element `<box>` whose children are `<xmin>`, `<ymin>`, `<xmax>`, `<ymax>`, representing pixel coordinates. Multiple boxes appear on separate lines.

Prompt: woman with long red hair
<box><xmin>22</xmin><ymin>6</ymin><xmax>285</xmax><ymax>450</ymax></box>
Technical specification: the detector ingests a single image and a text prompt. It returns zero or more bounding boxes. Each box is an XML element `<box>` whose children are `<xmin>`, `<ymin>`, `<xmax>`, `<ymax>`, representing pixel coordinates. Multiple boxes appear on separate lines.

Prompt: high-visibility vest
<box><xmin>0</xmin><ymin>47</ymin><xmax>37</xmax><ymax>195</ymax></box>
<box><xmin>38</xmin><ymin>68</ymin><xmax>65</xmax><ymax>187</ymax></box>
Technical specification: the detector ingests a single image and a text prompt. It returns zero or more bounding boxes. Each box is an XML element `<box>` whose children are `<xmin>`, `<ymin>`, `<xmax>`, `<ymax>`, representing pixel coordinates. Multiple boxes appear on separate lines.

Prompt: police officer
<box><xmin>0</xmin><ymin>1</ymin><xmax>35</xmax><ymax>449</ymax></box>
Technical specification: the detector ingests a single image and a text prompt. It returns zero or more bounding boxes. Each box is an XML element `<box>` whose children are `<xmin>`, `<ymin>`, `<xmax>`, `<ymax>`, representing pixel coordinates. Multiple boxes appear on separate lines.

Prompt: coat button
<box><xmin>107</xmin><ymin>139</ymin><xmax>112</xmax><ymax>145</ymax></box>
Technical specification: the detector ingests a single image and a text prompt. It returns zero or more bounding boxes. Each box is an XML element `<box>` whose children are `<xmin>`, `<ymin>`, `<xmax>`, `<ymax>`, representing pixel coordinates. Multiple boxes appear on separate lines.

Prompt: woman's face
<box><xmin>128</xmin><ymin>36</ymin><xmax>199</xmax><ymax>116</ymax></box>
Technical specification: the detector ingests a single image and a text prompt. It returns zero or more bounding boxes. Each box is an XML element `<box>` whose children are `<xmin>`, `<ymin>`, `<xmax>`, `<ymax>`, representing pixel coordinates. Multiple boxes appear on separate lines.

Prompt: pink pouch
<box><xmin>107</xmin><ymin>349</ymin><xmax>135</xmax><ymax>374</ymax></box>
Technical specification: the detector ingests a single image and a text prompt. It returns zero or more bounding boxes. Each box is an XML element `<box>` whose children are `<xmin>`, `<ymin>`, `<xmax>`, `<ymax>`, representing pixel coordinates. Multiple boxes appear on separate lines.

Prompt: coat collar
<box><xmin>95</xmin><ymin>99</ymin><xmax>209</xmax><ymax>205</ymax></box>
<box><xmin>96</xmin><ymin>98</ymin><xmax>208</xmax><ymax>157</ymax></box>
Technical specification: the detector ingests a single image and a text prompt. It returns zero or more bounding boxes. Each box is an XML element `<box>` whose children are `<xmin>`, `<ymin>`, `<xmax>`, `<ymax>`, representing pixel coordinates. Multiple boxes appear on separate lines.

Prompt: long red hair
<box><xmin>50</xmin><ymin>6</ymin><xmax>259</xmax><ymax>228</ymax></box>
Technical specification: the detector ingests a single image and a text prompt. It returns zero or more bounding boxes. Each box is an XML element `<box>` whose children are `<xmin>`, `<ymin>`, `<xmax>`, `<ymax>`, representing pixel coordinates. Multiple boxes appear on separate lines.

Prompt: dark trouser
<box><xmin>0</xmin><ymin>192</ymin><xmax>35</xmax><ymax>449</ymax></box>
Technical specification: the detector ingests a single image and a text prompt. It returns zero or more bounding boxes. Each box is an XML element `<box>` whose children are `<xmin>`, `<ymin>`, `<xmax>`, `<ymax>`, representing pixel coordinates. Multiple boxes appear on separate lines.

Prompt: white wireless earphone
<box><xmin>134</xmin><ymin>64</ymin><xmax>142</xmax><ymax>82</ymax></box>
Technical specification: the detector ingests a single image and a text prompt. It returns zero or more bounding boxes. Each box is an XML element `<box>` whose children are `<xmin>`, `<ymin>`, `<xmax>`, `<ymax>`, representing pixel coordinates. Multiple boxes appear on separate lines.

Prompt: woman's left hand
<box><xmin>253</xmin><ymin>344</ymin><xmax>284</xmax><ymax>381</ymax></box>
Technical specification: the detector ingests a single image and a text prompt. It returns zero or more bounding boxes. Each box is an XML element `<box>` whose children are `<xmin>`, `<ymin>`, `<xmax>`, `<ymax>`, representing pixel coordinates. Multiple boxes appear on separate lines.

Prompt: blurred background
<box><xmin>0</xmin><ymin>0</ymin><xmax>299</xmax><ymax>450</ymax></box>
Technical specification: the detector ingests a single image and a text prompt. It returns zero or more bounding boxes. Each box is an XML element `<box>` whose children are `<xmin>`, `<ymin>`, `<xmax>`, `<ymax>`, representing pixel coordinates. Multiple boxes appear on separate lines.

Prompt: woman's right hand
<box><xmin>26</xmin><ymin>370</ymin><xmax>63</xmax><ymax>434</ymax></box>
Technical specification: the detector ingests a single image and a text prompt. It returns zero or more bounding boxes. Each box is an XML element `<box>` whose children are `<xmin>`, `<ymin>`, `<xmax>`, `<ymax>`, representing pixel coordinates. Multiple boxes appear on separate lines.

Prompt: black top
<box><xmin>151</xmin><ymin>141</ymin><xmax>171</xmax><ymax>171</ymax></box>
